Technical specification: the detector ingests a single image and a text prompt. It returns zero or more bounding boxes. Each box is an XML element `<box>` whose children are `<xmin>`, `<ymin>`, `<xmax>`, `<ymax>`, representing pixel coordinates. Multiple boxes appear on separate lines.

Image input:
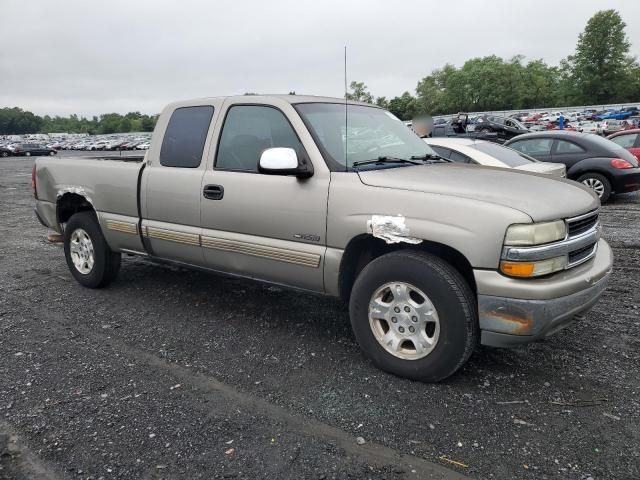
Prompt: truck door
<box><xmin>140</xmin><ymin>102</ymin><xmax>221</xmax><ymax>264</ymax></box>
<box><xmin>199</xmin><ymin>100</ymin><xmax>329</xmax><ymax>292</ymax></box>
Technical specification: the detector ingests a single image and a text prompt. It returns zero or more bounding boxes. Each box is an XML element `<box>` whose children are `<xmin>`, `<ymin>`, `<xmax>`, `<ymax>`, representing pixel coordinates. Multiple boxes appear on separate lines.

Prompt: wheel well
<box><xmin>57</xmin><ymin>193</ymin><xmax>95</xmax><ymax>225</ymax></box>
<box><xmin>572</xmin><ymin>167</ymin><xmax>613</xmax><ymax>184</ymax></box>
<box><xmin>338</xmin><ymin>235</ymin><xmax>476</xmax><ymax>303</ymax></box>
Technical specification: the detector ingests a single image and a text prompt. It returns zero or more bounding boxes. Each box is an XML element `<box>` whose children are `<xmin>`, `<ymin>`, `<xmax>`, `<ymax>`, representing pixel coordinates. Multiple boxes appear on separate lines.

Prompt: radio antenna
<box><xmin>344</xmin><ymin>45</ymin><xmax>348</xmax><ymax>172</ymax></box>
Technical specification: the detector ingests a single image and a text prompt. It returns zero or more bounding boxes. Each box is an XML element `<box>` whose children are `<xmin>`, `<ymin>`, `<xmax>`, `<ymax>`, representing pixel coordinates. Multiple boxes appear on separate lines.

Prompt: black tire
<box><xmin>349</xmin><ymin>250</ymin><xmax>478</xmax><ymax>382</ymax></box>
<box><xmin>577</xmin><ymin>172</ymin><xmax>611</xmax><ymax>203</ymax></box>
<box><xmin>478</xmin><ymin>127</ymin><xmax>491</xmax><ymax>133</ymax></box>
<box><xmin>64</xmin><ymin>211</ymin><xmax>121</xmax><ymax>288</ymax></box>
<box><xmin>49</xmin><ymin>150</ymin><xmax>56</xmax><ymax>156</ymax></box>
<box><xmin>25</xmin><ymin>152</ymin><xmax>31</xmax><ymax>157</ymax></box>
<box><xmin>1</xmin><ymin>151</ymin><xmax>8</xmax><ymax>157</ymax></box>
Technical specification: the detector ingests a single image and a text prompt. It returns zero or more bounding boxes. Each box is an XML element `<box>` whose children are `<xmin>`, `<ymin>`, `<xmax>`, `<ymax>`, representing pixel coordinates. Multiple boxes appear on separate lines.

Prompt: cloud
<box><xmin>1</xmin><ymin>0</ymin><xmax>638</xmax><ymax>116</ymax></box>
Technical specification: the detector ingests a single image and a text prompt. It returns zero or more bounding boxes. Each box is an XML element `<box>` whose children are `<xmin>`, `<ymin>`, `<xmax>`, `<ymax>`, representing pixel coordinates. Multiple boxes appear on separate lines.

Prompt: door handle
<box><xmin>203</xmin><ymin>184</ymin><xmax>224</xmax><ymax>200</ymax></box>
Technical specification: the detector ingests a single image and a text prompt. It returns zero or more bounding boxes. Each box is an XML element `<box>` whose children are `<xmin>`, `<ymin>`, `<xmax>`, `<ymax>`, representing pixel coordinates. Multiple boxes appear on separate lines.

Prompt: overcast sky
<box><xmin>1</xmin><ymin>0</ymin><xmax>638</xmax><ymax>117</ymax></box>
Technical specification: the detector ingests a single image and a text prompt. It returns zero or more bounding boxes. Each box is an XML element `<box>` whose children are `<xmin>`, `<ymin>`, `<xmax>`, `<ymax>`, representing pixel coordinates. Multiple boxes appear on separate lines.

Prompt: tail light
<box><xmin>611</xmin><ymin>158</ymin><xmax>634</xmax><ymax>169</ymax></box>
<box><xmin>31</xmin><ymin>165</ymin><xmax>38</xmax><ymax>199</ymax></box>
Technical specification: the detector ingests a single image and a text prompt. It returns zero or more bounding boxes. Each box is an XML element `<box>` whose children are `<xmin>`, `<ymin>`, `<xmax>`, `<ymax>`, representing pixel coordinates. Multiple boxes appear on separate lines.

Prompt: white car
<box><xmin>136</xmin><ymin>141</ymin><xmax>151</xmax><ymax>150</ymax></box>
<box><xmin>540</xmin><ymin>111</ymin><xmax>566</xmax><ymax>123</ymax></box>
<box><xmin>577</xmin><ymin>121</ymin><xmax>600</xmax><ymax>134</ymax></box>
<box><xmin>424</xmin><ymin>137</ymin><xmax>566</xmax><ymax>178</ymax></box>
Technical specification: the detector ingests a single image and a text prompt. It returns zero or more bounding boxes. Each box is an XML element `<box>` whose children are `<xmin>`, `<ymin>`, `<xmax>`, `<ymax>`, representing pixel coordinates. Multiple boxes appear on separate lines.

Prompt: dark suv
<box><xmin>505</xmin><ymin>131</ymin><xmax>640</xmax><ymax>203</ymax></box>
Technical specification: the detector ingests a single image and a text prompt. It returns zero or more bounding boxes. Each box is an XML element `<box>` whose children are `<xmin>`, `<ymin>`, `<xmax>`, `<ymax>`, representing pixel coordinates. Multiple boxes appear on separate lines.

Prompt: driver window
<box><xmin>216</xmin><ymin>105</ymin><xmax>303</xmax><ymax>172</ymax></box>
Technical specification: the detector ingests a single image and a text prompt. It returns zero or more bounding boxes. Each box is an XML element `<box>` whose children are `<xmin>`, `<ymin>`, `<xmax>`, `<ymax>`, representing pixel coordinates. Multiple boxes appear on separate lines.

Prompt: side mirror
<box><xmin>258</xmin><ymin>147</ymin><xmax>313</xmax><ymax>178</ymax></box>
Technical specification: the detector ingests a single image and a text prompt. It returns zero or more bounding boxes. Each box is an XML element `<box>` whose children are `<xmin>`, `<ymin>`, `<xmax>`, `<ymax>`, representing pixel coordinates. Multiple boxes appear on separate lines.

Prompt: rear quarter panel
<box><xmin>35</xmin><ymin>157</ymin><xmax>143</xmax><ymax>251</ymax></box>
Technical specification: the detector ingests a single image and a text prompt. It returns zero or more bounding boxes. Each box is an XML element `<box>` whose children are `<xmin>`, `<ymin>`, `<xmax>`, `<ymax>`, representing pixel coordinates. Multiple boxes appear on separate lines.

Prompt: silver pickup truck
<box><xmin>33</xmin><ymin>95</ymin><xmax>613</xmax><ymax>381</ymax></box>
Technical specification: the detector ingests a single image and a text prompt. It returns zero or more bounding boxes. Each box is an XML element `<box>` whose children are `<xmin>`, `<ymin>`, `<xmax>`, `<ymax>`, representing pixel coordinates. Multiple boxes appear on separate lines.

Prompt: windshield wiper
<box><xmin>352</xmin><ymin>156</ymin><xmax>423</xmax><ymax>168</ymax></box>
<box><xmin>410</xmin><ymin>154</ymin><xmax>451</xmax><ymax>163</ymax></box>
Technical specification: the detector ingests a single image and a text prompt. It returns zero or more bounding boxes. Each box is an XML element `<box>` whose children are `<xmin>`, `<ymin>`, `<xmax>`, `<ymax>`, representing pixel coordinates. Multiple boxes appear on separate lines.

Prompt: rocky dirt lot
<box><xmin>0</xmin><ymin>153</ymin><xmax>638</xmax><ymax>480</ymax></box>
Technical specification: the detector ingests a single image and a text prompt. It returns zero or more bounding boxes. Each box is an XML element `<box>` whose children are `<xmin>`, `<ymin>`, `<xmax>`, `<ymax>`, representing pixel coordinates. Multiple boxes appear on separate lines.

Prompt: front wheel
<box><xmin>25</xmin><ymin>152</ymin><xmax>31</xmax><ymax>157</ymax></box>
<box><xmin>49</xmin><ymin>150</ymin><xmax>56</xmax><ymax>156</ymax></box>
<box><xmin>64</xmin><ymin>211</ymin><xmax>121</xmax><ymax>288</ymax></box>
<box><xmin>577</xmin><ymin>172</ymin><xmax>611</xmax><ymax>203</ymax></box>
<box><xmin>349</xmin><ymin>251</ymin><xmax>478</xmax><ymax>382</ymax></box>
<box><xmin>1</xmin><ymin>151</ymin><xmax>8</xmax><ymax>157</ymax></box>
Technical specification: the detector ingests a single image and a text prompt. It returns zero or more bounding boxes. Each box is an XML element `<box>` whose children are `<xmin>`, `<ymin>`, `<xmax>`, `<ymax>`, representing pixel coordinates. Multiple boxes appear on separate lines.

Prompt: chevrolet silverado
<box><xmin>33</xmin><ymin>95</ymin><xmax>613</xmax><ymax>381</ymax></box>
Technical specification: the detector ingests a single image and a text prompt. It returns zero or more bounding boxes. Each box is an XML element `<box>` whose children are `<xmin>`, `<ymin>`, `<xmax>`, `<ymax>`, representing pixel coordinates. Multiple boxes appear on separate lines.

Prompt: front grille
<box><xmin>568</xmin><ymin>243</ymin><xmax>596</xmax><ymax>266</ymax></box>
<box><xmin>567</xmin><ymin>211</ymin><xmax>598</xmax><ymax>238</ymax></box>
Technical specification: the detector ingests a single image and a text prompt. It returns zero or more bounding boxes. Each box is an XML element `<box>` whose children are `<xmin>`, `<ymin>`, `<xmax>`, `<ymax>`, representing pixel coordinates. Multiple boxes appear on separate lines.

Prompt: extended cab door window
<box><xmin>215</xmin><ymin>105</ymin><xmax>303</xmax><ymax>172</ymax></box>
<box><xmin>160</xmin><ymin>106</ymin><xmax>214</xmax><ymax>168</ymax></box>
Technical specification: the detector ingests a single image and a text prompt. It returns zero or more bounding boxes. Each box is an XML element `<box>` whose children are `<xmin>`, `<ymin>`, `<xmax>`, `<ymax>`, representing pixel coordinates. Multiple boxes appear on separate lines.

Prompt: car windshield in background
<box><xmin>586</xmin><ymin>132</ymin><xmax>635</xmax><ymax>153</ymax></box>
<box><xmin>295</xmin><ymin>103</ymin><xmax>437</xmax><ymax>170</ymax></box>
<box><xmin>470</xmin><ymin>142</ymin><xmax>532</xmax><ymax>167</ymax></box>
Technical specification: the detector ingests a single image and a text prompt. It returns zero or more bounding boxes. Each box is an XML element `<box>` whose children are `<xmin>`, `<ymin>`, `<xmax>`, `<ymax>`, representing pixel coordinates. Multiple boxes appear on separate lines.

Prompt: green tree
<box><xmin>566</xmin><ymin>9</ymin><xmax>634</xmax><ymax>104</ymax></box>
<box><xmin>387</xmin><ymin>92</ymin><xmax>419</xmax><ymax>120</ymax></box>
<box><xmin>375</xmin><ymin>96</ymin><xmax>389</xmax><ymax>109</ymax></box>
<box><xmin>346</xmin><ymin>81</ymin><xmax>373</xmax><ymax>103</ymax></box>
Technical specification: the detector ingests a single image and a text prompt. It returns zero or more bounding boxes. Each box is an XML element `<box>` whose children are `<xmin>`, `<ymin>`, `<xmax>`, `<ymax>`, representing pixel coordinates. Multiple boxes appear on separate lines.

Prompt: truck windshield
<box><xmin>295</xmin><ymin>103</ymin><xmax>438</xmax><ymax>171</ymax></box>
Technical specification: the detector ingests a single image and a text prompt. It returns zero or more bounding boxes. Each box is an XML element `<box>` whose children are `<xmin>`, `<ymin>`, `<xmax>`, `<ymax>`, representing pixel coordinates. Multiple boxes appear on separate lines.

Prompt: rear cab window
<box><xmin>160</xmin><ymin>106</ymin><xmax>214</xmax><ymax>168</ymax></box>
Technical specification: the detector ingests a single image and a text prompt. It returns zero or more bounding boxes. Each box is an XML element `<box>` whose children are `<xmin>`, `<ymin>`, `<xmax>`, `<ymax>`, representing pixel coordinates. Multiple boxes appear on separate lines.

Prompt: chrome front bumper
<box><xmin>476</xmin><ymin>238</ymin><xmax>613</xmax><ymax>347</ymax></box>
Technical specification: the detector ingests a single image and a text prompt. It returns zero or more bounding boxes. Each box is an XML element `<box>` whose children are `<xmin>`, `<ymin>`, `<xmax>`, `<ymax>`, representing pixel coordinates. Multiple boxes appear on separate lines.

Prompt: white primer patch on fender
<box><xmin>367</xmin><ymin>215</ymin><xmax>423</xmax><ymax>245</ymax></box>
<box><xmin>56</xmin><ymin>186</ymin><xmax>95</xmax><ymax>210</ymax></box>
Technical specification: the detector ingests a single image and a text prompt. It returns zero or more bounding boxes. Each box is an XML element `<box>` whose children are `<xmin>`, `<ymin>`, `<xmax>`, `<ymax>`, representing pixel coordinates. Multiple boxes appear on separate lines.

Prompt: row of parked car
<box><xmin>501</xmin><ymin>106</ymin><xmax>639</xmax><ymax>136</ymax></box>
<box><xmin>59</xmin><ymin>136</ymin><xmax>152</xmax><ymax>151</ymax></box>
<box><xmin>0</xmin><ymin>134</ymin><xmax>152</xmax><ymax>157</ymax></box>
<box><xmin>431</xmin><ymin>106</ymin><xmax>640</xmax><ymax>139</ymax></box>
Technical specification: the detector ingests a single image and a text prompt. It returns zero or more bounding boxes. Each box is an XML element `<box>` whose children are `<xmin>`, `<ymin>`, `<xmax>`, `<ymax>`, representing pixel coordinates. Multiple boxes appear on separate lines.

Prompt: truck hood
<box><xmin>357</xmin><ymin>164</ymin><xmax>599</xmax><ymax>222</ymax></box>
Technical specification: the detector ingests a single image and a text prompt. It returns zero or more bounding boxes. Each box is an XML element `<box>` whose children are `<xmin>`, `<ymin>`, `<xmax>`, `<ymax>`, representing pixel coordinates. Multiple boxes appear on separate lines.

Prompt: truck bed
<box><xmin>35</xmin><ymin>155</ymin><xmax>144</xmax><ymax>219</ymax></box>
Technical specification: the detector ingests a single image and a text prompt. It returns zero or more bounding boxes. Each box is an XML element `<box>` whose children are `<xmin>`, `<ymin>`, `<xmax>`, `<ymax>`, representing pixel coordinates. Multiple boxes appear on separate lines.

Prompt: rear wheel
<box><xmin>49</xmin><ymin>150</ymin><xmax>56</xmax><ymax>156</ymax></box>
<box><xmin>25</xmin><ymin>152</ymin><xmax>31</xmax><ymax>157</ymax></box>
<box><xmin>349</xmin><ymin>251</ymin><xmax>478</xmax><ymax>382</ymax></box>
<box><xmin>1</xmin><ymin>151</ymin><xmax>8</xmax><ymax>157</ymax></box>
<box><xmin>577</xmin><ymin>172</ymin><xmax>611</xmax><ymax>203</ymax></box>
<box><xmin>64</xmin><ymin>211</ymin><xmax>121</xmax><ymax>288</ymax></box>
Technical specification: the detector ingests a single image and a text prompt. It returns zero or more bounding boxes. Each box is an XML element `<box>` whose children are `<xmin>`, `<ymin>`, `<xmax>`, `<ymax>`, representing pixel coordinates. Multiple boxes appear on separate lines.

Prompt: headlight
<box><xmin>504</xmin><ymin>220</ymin><xmax>566</xmax><ymax>246</ymax></box>
<box><xmin>500</xmin><ymin>256</ymin><xmax>568</xmax><ymax>278</ymax></box>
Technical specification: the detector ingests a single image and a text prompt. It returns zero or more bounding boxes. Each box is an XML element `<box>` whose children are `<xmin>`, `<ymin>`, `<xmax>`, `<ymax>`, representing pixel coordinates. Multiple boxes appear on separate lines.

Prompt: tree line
<box><xmin>347</xmin><ymin>9</ymin><xmax>640</xmax><ymax>120</ymax></box>
<box><xmin>0</xmin><ymin>108</ymin><xmax>157</xmax><ymax>135</ymax></box>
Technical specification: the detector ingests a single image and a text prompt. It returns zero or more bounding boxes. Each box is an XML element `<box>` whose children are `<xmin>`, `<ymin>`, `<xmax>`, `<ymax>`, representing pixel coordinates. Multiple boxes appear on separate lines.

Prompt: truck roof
<box><xmin>164</xmin><ymin>95</ymin><xmax>375</xmax><ymax>109</ymax></box>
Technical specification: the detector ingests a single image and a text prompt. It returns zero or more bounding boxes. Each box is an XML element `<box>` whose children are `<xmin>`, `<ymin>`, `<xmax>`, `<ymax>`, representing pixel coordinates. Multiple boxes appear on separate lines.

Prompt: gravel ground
<box><xmin>0</xmin><ymin>152</ymin><xmax>638</xmax><ymax>480</ymax></box>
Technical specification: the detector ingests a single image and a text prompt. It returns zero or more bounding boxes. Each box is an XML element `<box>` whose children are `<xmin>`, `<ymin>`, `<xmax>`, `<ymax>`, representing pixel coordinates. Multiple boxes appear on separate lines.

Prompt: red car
<box><xmin>522</xmin><ymin>113</ymin><xmax>543</xmax><ymax>123</ymax></box>
<box><xmin>607</xmin><ymin>129</ymin><xmax>640</xmax><ymax>161</ymax></box>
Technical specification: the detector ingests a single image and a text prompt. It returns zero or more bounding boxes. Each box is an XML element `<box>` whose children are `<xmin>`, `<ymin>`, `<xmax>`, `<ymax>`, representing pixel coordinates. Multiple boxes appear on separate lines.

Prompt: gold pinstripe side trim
<box><xmin>201</xmin><ymin>236</ymin><xmax>321</xmax><ymax>268</ymax></box>
<box><xmin>105</xmin><ymin>220</ymin><xmax>138</xmax><ymax>235</ymax></box>
<box><xmin>144</xmin><ymin>226</ymin><xmax>200</xmax><ymax>246</ymax></box>
<box><xmin>141</xmin><ymin>225</ymin><xmax>321</xmax><ymax>268</ymax></box>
